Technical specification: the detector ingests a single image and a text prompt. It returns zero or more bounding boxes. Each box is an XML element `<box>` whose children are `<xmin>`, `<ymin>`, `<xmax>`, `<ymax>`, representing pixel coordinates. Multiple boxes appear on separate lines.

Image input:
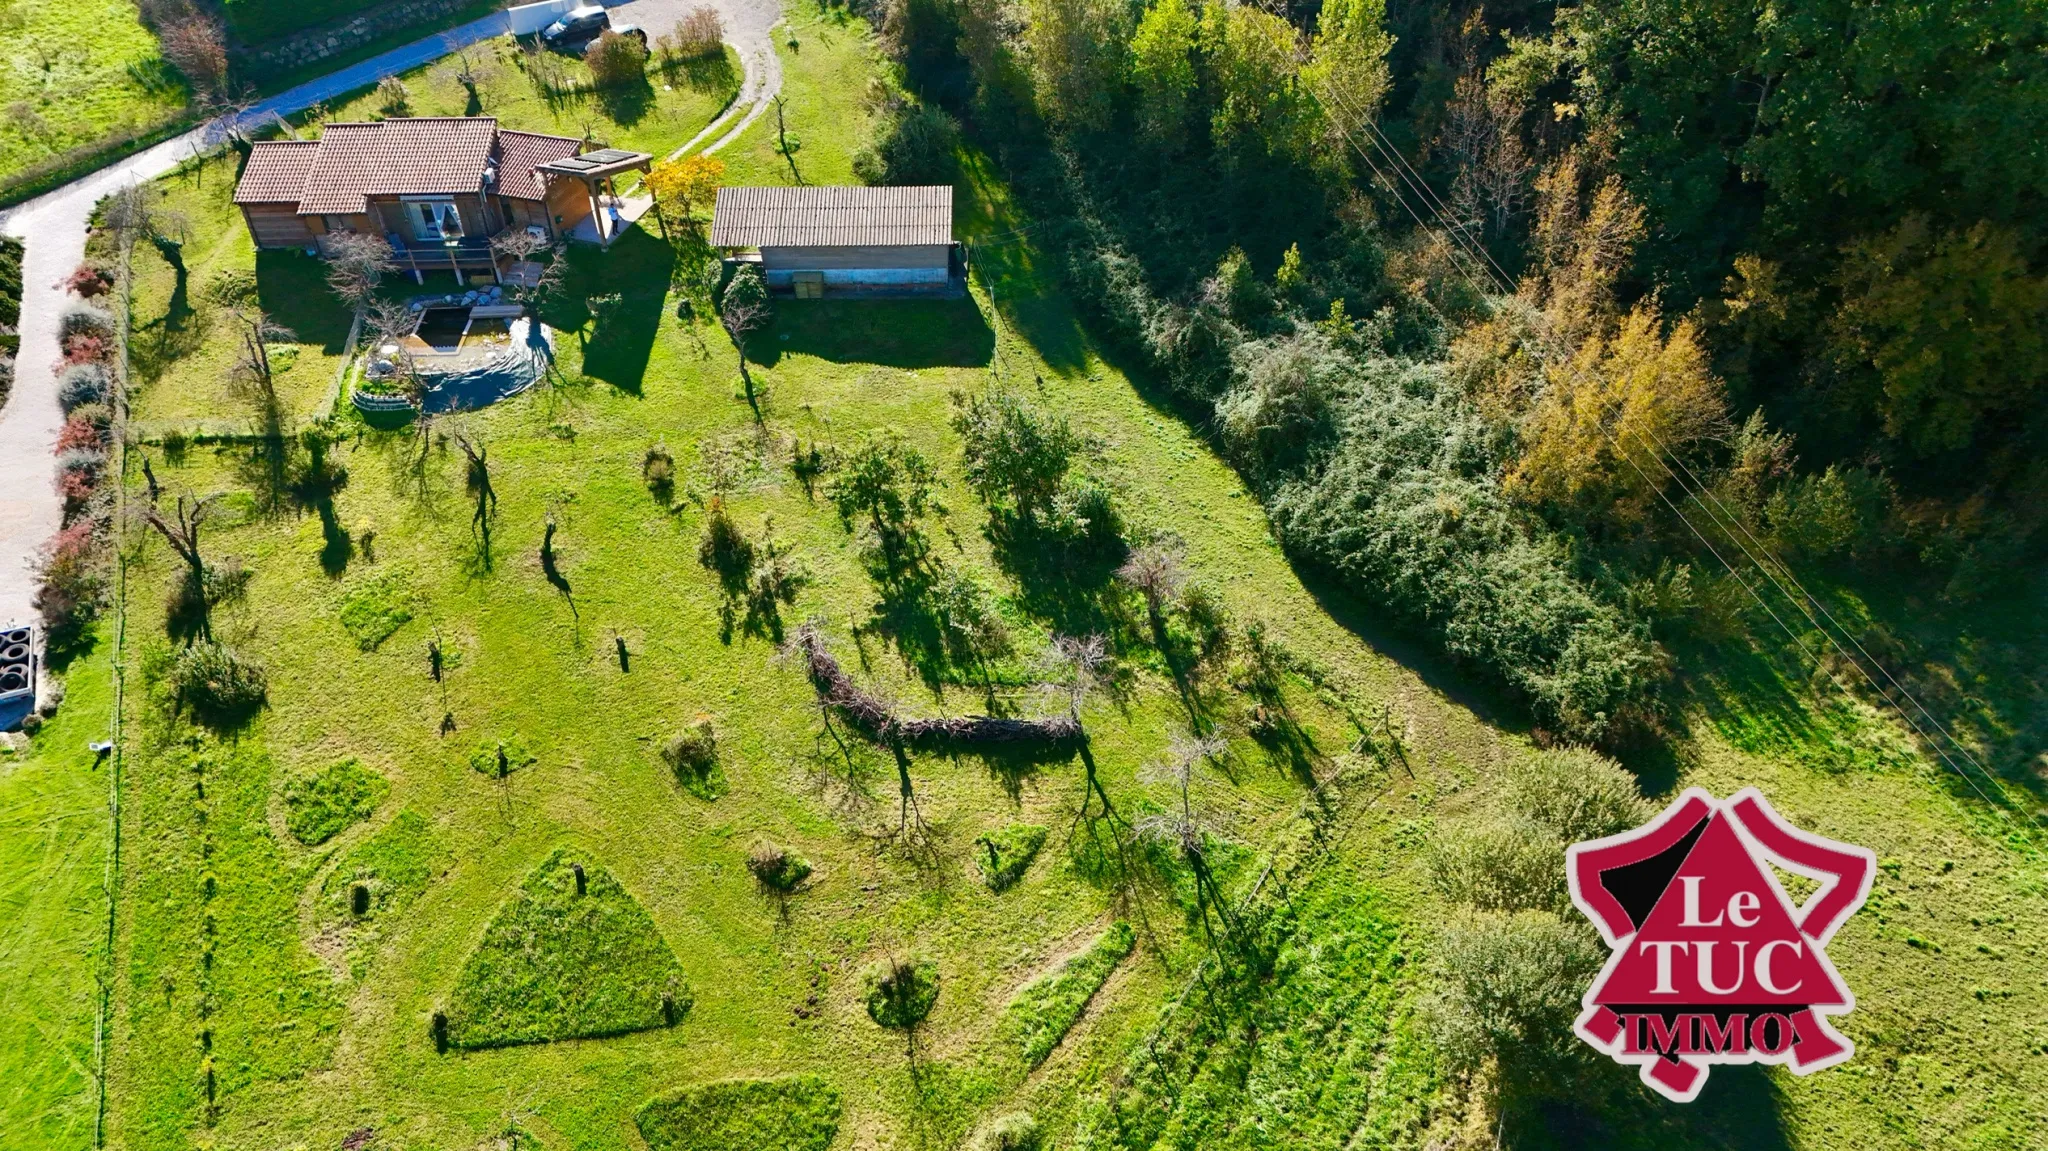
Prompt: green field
<box><xmin>0</xmin><ymin>644</ymin><xmax>114</xmax><ymax>1151</ymax></box>
<box><xmin>0</xmin><ymin>0</ymin><xmax>187</xmax><ymax>189</ymax></box>
<box><xmin>5</xmin><ymin>3</ymin><xmax>2046</xmax><ymax>1150</ymax></box>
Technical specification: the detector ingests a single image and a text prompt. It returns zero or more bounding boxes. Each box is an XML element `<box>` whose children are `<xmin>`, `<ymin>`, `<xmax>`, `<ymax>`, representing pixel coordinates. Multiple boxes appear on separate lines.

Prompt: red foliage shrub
<box><xmin>55</xmin><ymin>416</ymin><xmax>105</xmax><ymax>454</ymax></box>
<box><xmin>61</xmin><ymin>263</ymin><xmax>113</xmax><ymax>298</ymax></box>
<box><xmin>58</xmin><ymin>468</ymin><xmax>96</xmax><ymax>505</ymax></box>
<box><xmin>61</xmin><ymin>332</ymin><xmax>111</xmax><ymax>366</ymax></box>
<box><xmin>35</xmin><ymin>521</ymin><xmax>103</xmax><ymax>655</ymax></box>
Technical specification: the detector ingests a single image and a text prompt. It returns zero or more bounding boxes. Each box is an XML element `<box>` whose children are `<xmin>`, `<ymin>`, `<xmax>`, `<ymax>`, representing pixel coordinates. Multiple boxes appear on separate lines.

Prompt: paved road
<box><xmin>0</xmin><ymin>0</ymin><xmax>783</xmax><ymax>633</ymax></box>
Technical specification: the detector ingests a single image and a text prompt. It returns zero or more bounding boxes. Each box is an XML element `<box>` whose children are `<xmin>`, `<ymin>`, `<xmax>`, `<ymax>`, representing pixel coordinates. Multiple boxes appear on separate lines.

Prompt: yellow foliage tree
<box><xmin>1508</xmin><ymin>305</ymin><xmax>1729</xmax><ymax>519</ymax></box>
<box><xmin>645</xmin><ymin>154</ymin><xmax>726</xmax><ymax>238</ymax></box>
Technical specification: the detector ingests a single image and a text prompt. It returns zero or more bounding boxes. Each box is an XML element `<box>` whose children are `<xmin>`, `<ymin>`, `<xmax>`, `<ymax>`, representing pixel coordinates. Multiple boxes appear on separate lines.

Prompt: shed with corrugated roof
<box><xmin>709</xmin><ymin>185</ymin><xmax>955</xmax><ymax>295</ymax></box>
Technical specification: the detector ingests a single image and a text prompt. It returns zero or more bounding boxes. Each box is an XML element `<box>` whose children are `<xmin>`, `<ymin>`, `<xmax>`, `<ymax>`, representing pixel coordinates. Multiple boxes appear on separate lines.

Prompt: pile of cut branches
<box><xmin>790</xmin><ymin>623</ymin><xmax>1081</xmax><ymax>749</ymax></box>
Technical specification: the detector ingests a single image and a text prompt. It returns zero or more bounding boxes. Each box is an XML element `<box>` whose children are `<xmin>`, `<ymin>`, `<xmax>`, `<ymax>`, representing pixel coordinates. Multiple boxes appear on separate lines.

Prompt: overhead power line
<box><xmin>1313</xmin><ymin>87</ymin><xmax>2042</xmax><ymax>838</ymax></box>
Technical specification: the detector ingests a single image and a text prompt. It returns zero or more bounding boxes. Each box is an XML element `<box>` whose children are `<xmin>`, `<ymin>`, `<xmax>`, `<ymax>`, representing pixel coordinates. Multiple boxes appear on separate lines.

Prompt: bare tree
<box><xmin>142</xmin><ymin>495</ymin><xmax>220</xmax><ymax>639</ymax></box>
<box><xmin>719</xmin><ymin>274</ymin><xmax>772</xmax><ymax>415</ymax></box>
<box><xmin>160</xmin><ymin>13</ymin><xmax>229</xmax><ymax>98</ymax></box>
<box><xmin>228</xmin><ymin>307</ymin><xmax>295</xmax><ymax>409</ymax></box>
<box><xmin>364</xmin><ymin>299</ymin><xmax>422</xmax><ymax>398</ymax></box>
<box><xmin>1116</xmin><ymin>538</ymin><xmax>1188</xmax><ymax>645</ymax></box>
<box><xmin>1441</xmin><ymin>73</ymin><xmax>1531</xmax><ymax>246</ymax></box>
<box><xmin>1135</xmin><ymin>730</ymin><xmax>1234</xmax><ymax>941</ymax></box>
<box><xmin>324</xmin><ymin>231</ymin><xmax>397</xmax><ymax>314</ymax></box>
<box><xmin>489</xmin><ymin>232</ymin><xmax>567</xmax><ymax>309</ymax></box>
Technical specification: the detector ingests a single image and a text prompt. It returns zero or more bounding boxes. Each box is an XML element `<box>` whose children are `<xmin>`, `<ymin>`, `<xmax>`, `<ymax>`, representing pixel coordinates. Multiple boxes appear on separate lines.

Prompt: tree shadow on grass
<box><xmin>538</xmin><ymin>230</ymin><xmax>674</xmax><ymax>392</ymax></box>
<box><xmin>254</xmin><ymin>251</ymin><xmax>354</xmax><ymax>354</ymax></box>
<box><xmin>984</xmin><ymin>517</ymin><xmax>1131</xmax><ymax>643</ymax></box>
<box><xmin>596</xmin><ymin>75</ymin><xmax>655</xmax><ymax>126</ymax></box>
<box><xmin>1510</xmin><ymin>1064</ymin><xmax>1791</xmax><ymax>1151</ymax></box>
<box><xmin>747</xmin><ymin>298</ymin><xmax>994</xmax><ymax>371</ymax></box>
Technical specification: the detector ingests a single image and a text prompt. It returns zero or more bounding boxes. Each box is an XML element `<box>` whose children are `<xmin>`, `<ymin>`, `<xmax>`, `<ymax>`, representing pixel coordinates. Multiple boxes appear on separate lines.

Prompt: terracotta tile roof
<box><xmin>295</xmin><ymin>118</ymin><xmax>501</xmax><ymax>215</ymax></box>
<box><xmin>232</xmin><ymin>140</ymin><xmax>320</xmax><ymax>204</ymax></box>
<box><xmin>711</xmin><ymin>186</ymin><xmax>954</xmax><ymax>248</ymax></box>
<box><xmin>494</xmin><ymin>129</ymin><xmax>584</xmax><ymax>201</ymax></box>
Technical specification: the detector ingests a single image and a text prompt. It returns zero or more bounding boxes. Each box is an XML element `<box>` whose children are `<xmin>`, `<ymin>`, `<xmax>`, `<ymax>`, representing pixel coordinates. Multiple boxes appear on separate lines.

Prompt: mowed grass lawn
<box><xmin>0</xmin><ymin>0</ymin><xmax>188</xmax><ymax>187</ymax></box>
<box><xmin>0</xmin><ymin>645</ymin><xmax>114</xmax><ymax>1151</ymax></box>
<box><xmin>65</xmin><ymin>5</ymin><xmax>2048</xmax><ymax>1151</ymax></box>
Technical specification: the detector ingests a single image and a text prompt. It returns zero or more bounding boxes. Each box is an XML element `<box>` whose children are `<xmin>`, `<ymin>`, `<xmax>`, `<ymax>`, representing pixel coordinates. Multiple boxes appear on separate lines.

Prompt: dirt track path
<box><xmin>0</xmin><ymin>0</ymin><xmax>784</xmax><ymax>634</ymax></box>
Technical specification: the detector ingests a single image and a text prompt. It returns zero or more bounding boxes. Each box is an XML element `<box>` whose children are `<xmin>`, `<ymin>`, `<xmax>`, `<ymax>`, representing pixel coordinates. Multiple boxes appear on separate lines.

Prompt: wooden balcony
<box><xmin>390</xmin><ymin>232</ymin><xmax>503</xmax><ymax>278</ymax></box>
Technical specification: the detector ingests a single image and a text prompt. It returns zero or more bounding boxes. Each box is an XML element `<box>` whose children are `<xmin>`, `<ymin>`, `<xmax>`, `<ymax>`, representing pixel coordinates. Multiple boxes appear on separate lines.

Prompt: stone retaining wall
<box><xmin>241</xmin><ymin>0</ymin><xmax>485</xmax><ymax>76</ymax></box>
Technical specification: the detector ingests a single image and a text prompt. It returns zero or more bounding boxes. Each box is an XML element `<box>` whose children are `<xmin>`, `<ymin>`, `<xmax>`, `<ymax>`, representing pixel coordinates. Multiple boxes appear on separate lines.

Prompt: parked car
<box><xmin>540</xmin><ymin>5</ymin><xmax>634</xmax><ymax>49</ymax></box>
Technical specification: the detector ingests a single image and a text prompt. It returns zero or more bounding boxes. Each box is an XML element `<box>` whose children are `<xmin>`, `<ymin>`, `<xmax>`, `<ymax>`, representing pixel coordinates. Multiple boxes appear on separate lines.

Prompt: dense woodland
<box><xmin>852</xmin><ymin>0</ymin><xmax>2047</xmax><ymax>755</ymax></box>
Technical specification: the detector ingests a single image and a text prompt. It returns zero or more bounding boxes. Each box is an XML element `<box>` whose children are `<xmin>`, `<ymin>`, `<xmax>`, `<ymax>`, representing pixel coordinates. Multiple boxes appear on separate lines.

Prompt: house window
<box><xmin>406</xmin><ymin>200</ymin><xmax>465</xmax><ymax>242</ymax></box>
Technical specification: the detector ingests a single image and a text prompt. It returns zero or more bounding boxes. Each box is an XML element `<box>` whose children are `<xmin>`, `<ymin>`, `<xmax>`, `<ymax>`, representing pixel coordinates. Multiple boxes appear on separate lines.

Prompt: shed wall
<box><xmin>243</xmin><ymin>204</ymin><xmax>315</xmax><ymax>249</ymax></box>
<box><xmin>761</xmin><ymin>244</ymin><xmax>951</xmax><ymax>271</ymax></box>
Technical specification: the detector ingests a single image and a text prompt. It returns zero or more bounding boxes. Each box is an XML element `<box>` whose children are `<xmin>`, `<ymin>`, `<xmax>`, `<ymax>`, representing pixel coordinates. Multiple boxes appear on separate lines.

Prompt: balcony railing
<box><xmin>388</xmin><ymin>231</ymin><xmax>503</xmax><ymax>271</ymax></box>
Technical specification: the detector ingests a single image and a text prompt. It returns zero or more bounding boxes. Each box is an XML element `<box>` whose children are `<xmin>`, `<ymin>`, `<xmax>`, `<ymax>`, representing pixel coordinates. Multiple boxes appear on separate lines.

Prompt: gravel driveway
<box><xmin>0</xmin><ymin>0</ymin><xmax>785</xmax><ymax>633</ymax></box>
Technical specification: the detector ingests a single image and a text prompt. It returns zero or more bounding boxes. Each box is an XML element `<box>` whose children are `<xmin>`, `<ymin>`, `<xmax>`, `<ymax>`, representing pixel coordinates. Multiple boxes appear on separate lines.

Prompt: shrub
<box><xmin>661</xmin><ymin>7</ymin><xmax>724</xmax><ymax>60</ymax></box>
<box><xmin>662</xmin><ymin>718</ymin><xmax>727</xmax><ymax>800</ymax></box>
<box><xmin>643</xmin><ymin>442</ymin><xmax>675</xmax><ymax>500</ymax></box>
<box><xmin>61</xmin><ymin>262</ymin><xmax>112</xmax><ymax>298</ymax></box>
<box><xmin>698</xmin><ymin>499</ymin><xmax>754</xmax><ymax>590</ymax></box>
<box><xmin>1218</xmin><ymin>327</ymin><xmax>1348</xmax><ymax>477</ymax></box>
<box><xmin>861</xmin><ymin>955</ymin><xmax>939</xmax><ymax>1032</ymax></box>
<box><xmin>375</xmin><ymin>75</ymin><xmax>410</xmax><ymax>116</ymax></box>
<box><xmin>636</xmin><ymin>1076</ymin><xmax>841</xmax><ymax>1151</ymax></box>
<box><xmin>58</xmin><ymin>302</ymin><xmax>115</xmax><ymax>341</ymax></box>
<box><xmin>746</xmin><ymin>842</ymin><xmax>813</xmax><ymax>892</ymax></box>
<box><xmin>1428</xmin><ymin>748</ymin><xmax>1648</xmax><ymax>915</ymax></box>
<box><xmin>853</xmin><ymin>101</ymin><xmax>960</xmax><ymax>187</ymax></box>
<box><xmin>54</xmin><ymin>409</ymin><xmax>103</xmax><ymax>450</ymax></box>
<box><xmin>469</xmin><ymin>735</ymin><xmax>534</xmax><ymax>778</ymax></box>
<box><xmin>973</xmin><ymin>823</ymin><xmax>1046</xmax><ymax>892</ymax></box>
<box><xmin>1419</xmin><ymin>909</ymin><xmax>1604</xmax><ymax>1087</ymax></box>
<box><xmin>586</xmin><ymin>29</ymin><xmax>649</xmax><ymax>88</ymax></box>
<box><xmin>282</xmin><ymin>758</ymin><xmax>390</xmax><ymax>846</ymax></box>
<box><xmin>202</xmin><ymin>268</ymin><xmax>258</xmax><ymax>309</ymax></box>
<box><xmin>34</xmin><ymin>522</ymin><xmax>102</xmax><ymax>655</ymax></box>
<box><xmin>62</xmin><ymin>332</ymin><xmax>111</xmax><ymax>365</ymax></box>
<box><xmin>442</xmin><ymin>849</ymin><xmax>691</xmax><ymax>1048</ymax></box>
<box><xmin>169</xmin><ymin>641</ymin><xmax>268</xmax><ymax>723</ymax></box>
<box><xmin>57</xmin><ymin>363</ymin><xmax>109</xmax><ymax>410</ymax></box>
<box><xmin>974</xmin><ymin>1113</ymin><xmax>1042</xmax><ymax>1151</ymax></box>
<box><xmin>65</xmin><ymin>401</ymin><xmax>111</xmax><ymax>431</ymax></box>
<box><xmin>55</xmin><ymin>447</ymin><xmax>106</xmax><ymax>479</ymax></box>
<box><xmin>1266</xmin><ymin>359</ymin><xmax>1659</xmax><ymax>742</ymax></box>
<box><xmin>997</xmin><ymin>921</ymin><xmax>1134</xmax><ymax>1067</ymax></box>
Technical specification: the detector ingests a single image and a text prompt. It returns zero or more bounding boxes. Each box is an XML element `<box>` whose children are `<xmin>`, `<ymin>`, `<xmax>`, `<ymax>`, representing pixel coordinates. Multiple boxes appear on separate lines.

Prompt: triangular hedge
<box><xmin>443</xmin><ymin>849</ymin><xmax>690</xmax><ymax>1049</ymax></box>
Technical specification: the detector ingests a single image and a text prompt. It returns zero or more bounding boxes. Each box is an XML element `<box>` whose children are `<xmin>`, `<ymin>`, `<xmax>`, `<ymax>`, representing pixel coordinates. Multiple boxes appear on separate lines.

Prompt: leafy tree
<box><xmin>952</xmin><ymin>388</ymin><xmax>1083</xmax><ymax>524</ymax></box>
<box><xmin>1200</xmin><ymin>3</ymin><xmax>1320</xmax><ymax>163</ymax></box>
<box><xmin>827</xmin><ymin>432</ymin><xmax>942</xmax><ymax>571</ymax></box>
<box><xmin>1829</xmin><ymin>215</ymin><xmax>2048</xmax><ymax>458</ymax></box>
<box><xmin>1129</xmin><ymin>0</ymin><xmax>1199</xmax><ymax>144</ymax></box>
<box><xmin>645</xmin><ymin>155</ymin><xmax>726</xmax><ymax>237</ymax></box>
<box><xmin>1021</xmin><ymin>0</ymin><xmax>1130</xmax><ymax>131</ymax></box>
<box><xmin>1508</xmin><ymin>305</ymin><xmax>1729</xmax><ymax>519</ymax></box>
<box><xmin>1301</xmin><ymin>0</ymin><xmax>1394</xmax><ymax>154</ymax></box>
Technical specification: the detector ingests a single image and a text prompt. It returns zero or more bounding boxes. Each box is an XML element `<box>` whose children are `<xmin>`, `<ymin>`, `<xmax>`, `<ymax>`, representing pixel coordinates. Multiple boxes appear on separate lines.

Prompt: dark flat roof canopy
<box><xmin>537</xmin><ymin>149</ymin><xmax>652</xmax><ymax>182</ymax></box>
